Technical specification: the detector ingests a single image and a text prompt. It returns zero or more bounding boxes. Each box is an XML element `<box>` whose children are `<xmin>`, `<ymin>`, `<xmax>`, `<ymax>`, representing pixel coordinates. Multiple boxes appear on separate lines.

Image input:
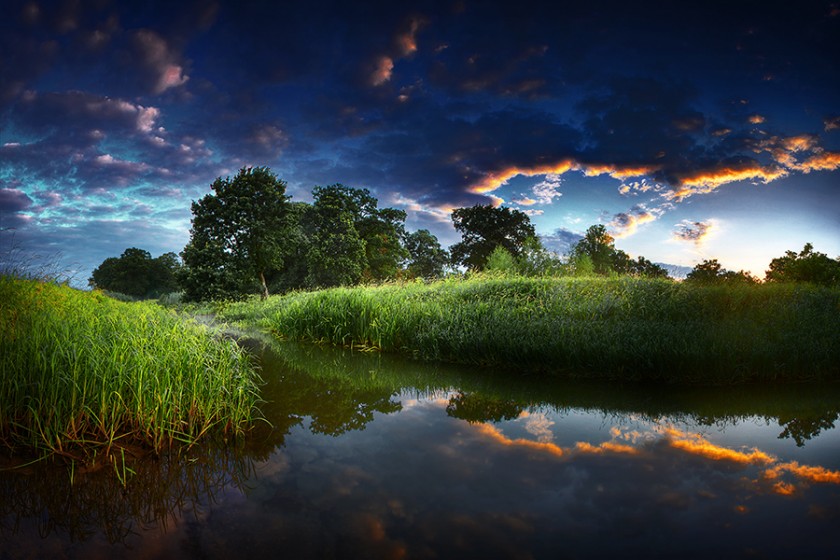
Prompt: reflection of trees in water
<box><xmin>777</xmin><ymin>411</ymin><xmax>838</xmax><ymax>447</ymax></box>
<box><xmin>446</xmin><ymin>392</ymin><xmax>525</xmax><ymax>424</ymax></box>
<box><xmin>0</xmin><ymin>444</ymin><xmax>254</xmax><ymax>545</ymax></box>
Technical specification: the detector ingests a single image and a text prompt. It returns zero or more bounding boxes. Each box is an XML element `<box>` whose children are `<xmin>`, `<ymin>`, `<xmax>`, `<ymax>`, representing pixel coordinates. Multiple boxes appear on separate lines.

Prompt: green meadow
<box><xmin>0</xmin><ymin>275</ymin><xmax>261</xmax><ymax>466</ymax></box>
<box><xmin>217</xmin><ymin>274</ymin><xmax>840</xmax><ymax>384</ymax></box>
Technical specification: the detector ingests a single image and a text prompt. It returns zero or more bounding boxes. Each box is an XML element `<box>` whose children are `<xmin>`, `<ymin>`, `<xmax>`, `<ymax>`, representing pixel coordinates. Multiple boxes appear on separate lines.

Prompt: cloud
<box><xmin>748</xmin><ymin>114</ymin><xmax>766</xmax><ymax>124</ymax></box>
<box><xmin>0</xmin><ymin>187</ymin><xmax>31</xmax><ymax>211</ymax></box>
<box><xmin>539</xmin><ymin>228</ymin><xmax>583</xmax><ymax>254</ymax></box>
<box><xmin>824</xmin><ymin>116</ymin><xmax>840</xmax><ymax>131</ymax></box>
<box><xmin>672</xmin><ymin>220</ymin><xmax>715</xmax><ymax>245</ymax></box>
<box><xmin>669</xmin><ymin>160</ymin><xmax>788</xmax><ymax>200</ymax></box>
<box><xmin>396</xmin><ymin>16</ymin><xmax>425</xmax><ymax>56</ymax></box>
<box><xmin>370</xmin><ymin>56</ymin><xmax>395</xmax><ymax>86</ymax></box>
<box><xmin>531</xmin><ymin>174</ymin><xmax>563</xmax><ymax>204</ymax></box>
<box><xmin>132</xmin><ymin>30</ymin><xmax>189</xmax><ymax>94</ymax></box>
<box><xmin>609</xmin><ymin>204</ymin><xmax>663</xmax><ymax>238</ymax></box>
<box><xmin>794</xmin><ymin>151</ymin><xmax>840</xmax><ymax>173</ymax></box>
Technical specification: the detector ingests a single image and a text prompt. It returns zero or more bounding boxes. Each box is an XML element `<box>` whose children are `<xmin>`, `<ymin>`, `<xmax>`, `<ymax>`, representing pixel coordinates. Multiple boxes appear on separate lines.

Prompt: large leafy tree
<box><xmin>765</xmin><ymin>243</ymin><xmax>840</xmax><ymax>286</ymax></box>
<box><xmin>306</xmin><ymin>185</ymin><xmax>368</xmax><ymax>288</ymax></box>
<box><xmin>89</xmin><ymin>247</ymin><xmax>180</xmax><ymax>298</ymax></box>
<box><xmin>450</xmin><ymin>204</ymin><xmax>536</xmax><ymax>270</ymax></box>
<box><xmin>404</xmin><ymin>229</ymin><xmax>449</xmax><ymax>279</ymax></box>
<box><xmin>181</xmin><ymin>167</ymin><xmax>290</xmax><ymax>301</ymax></box>
<box><xmin>306</xmin><ymin>184</ymin><xmax>409</xmax><ymax>287</ymax></box>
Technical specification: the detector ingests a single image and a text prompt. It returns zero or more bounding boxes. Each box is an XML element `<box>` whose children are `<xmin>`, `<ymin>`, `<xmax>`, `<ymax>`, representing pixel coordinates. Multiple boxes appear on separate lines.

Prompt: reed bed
<box><xmin>220</xmin><ymin>275</ymin><xmax>840</xmax><ymax>383</ymax></box>
<box><xmin>0</xmin><ymin>275</ymin><xmax>261</xmax><ymax>463</ymax></box>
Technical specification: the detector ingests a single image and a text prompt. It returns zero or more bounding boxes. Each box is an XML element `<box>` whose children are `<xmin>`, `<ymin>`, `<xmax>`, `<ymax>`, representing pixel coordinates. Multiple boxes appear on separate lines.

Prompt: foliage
<box><xmin>484</xmin><ymin>245</ymin><xmax>518</xmax><ymax>275</ymax></box>
<box><xmin>450</xmin><ymin>205</ymin><xmax>536</xmax><ymax>270</ymax></box>
<box><xmin>404</xmin><ymin>229</ymin><xmax>449</xmax><ymax>279</ymax></box>
<box><xmin>765</xmin><ymin>243</ymin><xmax>840</xmax><ymax>286</ymax></box>
<box><xmin>0</xmin><ymin>275</ymin><xmax>261</xmax><ymax>464</ymax></box>
<box><xmin>685</xmin><ymin>259</ymin><xmax>758</xmax><ymax>285</ymax></box>
<box><xmin>217</xmin><ymin>275</ymin><xmax>840</xmax><ymax>383</ymax></box>
<box><xmin>569</xmin><ymin>225</ymin><xmax>616</xmax><ymax>275</ymax></box>
<box><xmin>181</xmin><ymin>167</ymin><xmax>290</xmax><ymax>301</ymax></box>
<box><xmin>569</xmin><ymin>224</ymin><xmax>669</xmax><ymax>278</ymax></box>
<box><xmin>89</xmin><ymin>247</ymin><xmax>181</xmax><ymax>299</ymax></box>
<box><xmin>305</xmin><ymin>185</ymin><xmax>369</xmax><ymax>287</ymax></box>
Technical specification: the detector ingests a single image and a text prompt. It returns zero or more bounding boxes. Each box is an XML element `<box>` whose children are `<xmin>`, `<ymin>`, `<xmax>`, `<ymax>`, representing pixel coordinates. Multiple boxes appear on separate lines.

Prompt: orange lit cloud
<box><xmin>671</xmin><ymin>163</ymin><xmax>787</xmax><ymax>200</ymax></box>
<box><xmin>748</xmin><ymin>114</ymin><xmax>765</xmax><ymax>124</ymax></box>
<box><xmin>609</xmin><ymin>204</ymin><xmax>664</xmax><ymax>238</ymax></box>
<box><xmin>468</xmin><ymin>160</ymin><xmax>655</xmax><ymax>197</ymax></box>
<box><xmin>794</xmin><ymin>151</ymin><xmax>840</xmax><ymax>173</ymax></box>
<box><xmin>473</xmin><ymin>423</ymin><xmax>566</xmax><ymax>457</ymax></box>
<box><xmin>662</xmin><ymin>427</ymin><xmax>774</xmax><ymax>465</ymax></box>
<box><xmin>764</xmin><ymin>461</ymin><xmax>840</xmax><ymax>484</ymax></box>
<box><xmin>370</xmin><ymin>56</ymin><xmax>394</xmax><ymax>86</ymax></box>
<box><xmin>396</xmin><ymin>17</ymin><xmax>425</xmax><ymax>56</ymax></box>
<box><xmin>468</xmin><ymin>161</ymin><xmax>575</xmax><ymax>194</ymax></box>
<box><xmin>512</xmin><ymin>196</ymin><xmax>537</xmax><ymax>206</ymax></box>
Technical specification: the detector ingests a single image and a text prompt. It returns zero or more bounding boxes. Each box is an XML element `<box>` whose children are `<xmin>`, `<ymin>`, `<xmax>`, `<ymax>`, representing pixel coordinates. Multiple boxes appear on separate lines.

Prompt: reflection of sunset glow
<box><xmin>471</xmin><ymin>421</ymin><xmax>840</xmax><ymax>503</ymax></box>
<box><xmin>764</xmin><ymin>461</ymin><xmax>840</xmax><ymax>484</ymax></box>
<box><xmin>473</xmin><ymin>423</ymin><xmax>565</xmax><ymax>457</ymax></box>
<box><xmin>662</xmin><ymin>427</ymin><xmax>774</xmax><ymax>465</ymax></box>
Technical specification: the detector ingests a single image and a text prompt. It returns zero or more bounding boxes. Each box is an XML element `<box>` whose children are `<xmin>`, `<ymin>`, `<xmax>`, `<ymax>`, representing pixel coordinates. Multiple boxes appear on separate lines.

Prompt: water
<box><xmin>3</xmin><ymin>340</ymin><xmax>840</xmax><ymax>559</ymax></box>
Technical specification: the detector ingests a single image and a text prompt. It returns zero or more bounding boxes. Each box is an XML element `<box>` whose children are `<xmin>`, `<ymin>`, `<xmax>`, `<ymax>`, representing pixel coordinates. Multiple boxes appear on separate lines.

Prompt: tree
<box><xmin>305</xmin><ymin>184</ymin><xmax>409</xmax><ymax>287</ymax></box>
<box><xmin>404</xmin><ymin>229</ymin><xmax>449</xmax><ymax>279</ymax></box>
<box><xmin>765</xmin><ymin>243</ymin><xmax>840</xmax><ymax>286</ymax></box>
<box><xmin>685</xmin><ymin>259</ymin><xmax>758</xmax><ymax>285</ymax></box>
<box><xmin>569</xmin><ymin>225</ymin><xmax>617</xmax><ymax>275</ymax></box>
<box><xmin>450</xmin><ymin>205</ymin><xmax>536</xmax><ymax>270</ymax></box>
<box><xmin>306</xmin><ymin>185</ymin><xmax>368</xmax><ymax>288</ymax></box>
<box><xmin>181</xmin><ymin>167</ymin><xmax>290</xmax><ymax>301</ymax></box>
<box><xmin>515</xmin><ymin>236</ymin><xmax>565</xmax><ymax>277</ymax></box>
<box><xmin>89</xmin><ymin>248</ymin><xmax>181</xmax><ymax>298</ymax></box>
<box><xmin>630</xmin><ymin>256</ymin><xmax>670</xmax><ymax>279</ymax></box>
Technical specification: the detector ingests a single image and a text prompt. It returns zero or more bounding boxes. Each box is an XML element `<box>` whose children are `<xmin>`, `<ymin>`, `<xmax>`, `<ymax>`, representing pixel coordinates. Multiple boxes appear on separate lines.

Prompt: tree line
<box><xmin>88</xmin><ymin>166</ymin><xmax>840</xmax><ymax>300</ymax></box>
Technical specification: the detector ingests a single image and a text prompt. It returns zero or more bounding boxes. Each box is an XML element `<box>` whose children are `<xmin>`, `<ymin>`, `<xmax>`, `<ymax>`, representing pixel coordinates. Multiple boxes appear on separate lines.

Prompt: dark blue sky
<box><xmin>2</xmin><ymin>0</ymin><xmax>838</xmax><ymax>284</ymax></box>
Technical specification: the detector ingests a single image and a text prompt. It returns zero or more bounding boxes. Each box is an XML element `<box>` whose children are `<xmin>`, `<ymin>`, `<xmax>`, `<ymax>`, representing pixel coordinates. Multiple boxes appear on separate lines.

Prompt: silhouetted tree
<box><xmin>765</xmin><ymin>243</ymin><xmax>840</xmax><ymax>286</ymax></box>
<box><xmin>685</xmin><ymin>259</ymin><xmax>758</xmax><ymax>285</ymax></box>
<box><xmin>450</xmin><ymin>205</ymin><xmax>536</xmax><ymax>270</ymax></box>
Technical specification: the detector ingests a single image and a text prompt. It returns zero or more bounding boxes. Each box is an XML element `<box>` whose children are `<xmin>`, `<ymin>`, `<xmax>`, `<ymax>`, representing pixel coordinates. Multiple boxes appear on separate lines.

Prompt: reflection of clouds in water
<box><xmin>136</xmin><ymin>404</ymin><xmax>840</xmax><ymax>558</ymax></box>
<box><xmin>471</xmin><ymin>420</ymin><xmax>840</xmax><ymax>499</ymax></box>
<box><xmin>518</xmin><ymin>410</ymin><xmax>555</xmax><ymax>443</ymax></box>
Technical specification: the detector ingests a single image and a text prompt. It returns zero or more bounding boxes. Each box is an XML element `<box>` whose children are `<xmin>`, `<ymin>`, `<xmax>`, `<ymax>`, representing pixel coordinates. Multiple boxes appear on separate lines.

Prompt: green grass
<box><xmin>218</xmin><ymin>275</ymin><xmax>840</xmax><ymax>383</ymax></box>
<box><xmin>0</xmin><ymin>275</ymin><xmax>262</xmax><ymax>464</ymax></box>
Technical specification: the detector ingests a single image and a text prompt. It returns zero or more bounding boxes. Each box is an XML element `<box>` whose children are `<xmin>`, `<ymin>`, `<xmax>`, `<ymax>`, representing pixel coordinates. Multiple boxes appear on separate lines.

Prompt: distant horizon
<box><xmin>2</xmin><ymin>1</ymin><xmax>838</xmax><ymax>285</ymax></box>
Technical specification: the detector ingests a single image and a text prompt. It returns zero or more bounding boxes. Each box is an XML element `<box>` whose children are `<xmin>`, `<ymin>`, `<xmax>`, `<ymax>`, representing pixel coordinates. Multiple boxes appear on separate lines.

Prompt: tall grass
<box><xmin>0</xmin><ymin>275</ymin><xmax>261</xmax><ymax>463</ymax></box>
<box><xmin>219</xmin><ymin>275</ymin><xmax>840</xmax><ymax>383</ymax></box>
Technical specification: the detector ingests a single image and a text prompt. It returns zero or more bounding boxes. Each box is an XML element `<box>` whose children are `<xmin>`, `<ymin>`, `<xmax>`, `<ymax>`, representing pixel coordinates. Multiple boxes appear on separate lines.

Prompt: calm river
<box><xmin>2</xmin><ymin>339</ymin><xmax>840</xmax><ymax>559</ymax></box>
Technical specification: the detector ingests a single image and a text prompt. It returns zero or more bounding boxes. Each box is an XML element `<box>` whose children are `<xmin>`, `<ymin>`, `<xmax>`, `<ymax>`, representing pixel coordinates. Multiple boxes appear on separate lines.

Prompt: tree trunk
<box><xmin>259</xmin><ymin>270</ymin><xmax>269</xmax><ymax>300</ymax></box>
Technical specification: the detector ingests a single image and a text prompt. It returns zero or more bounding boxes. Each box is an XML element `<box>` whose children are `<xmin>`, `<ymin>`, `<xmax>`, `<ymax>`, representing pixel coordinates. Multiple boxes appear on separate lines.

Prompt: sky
<box><xmin>1</xmin><ymin>0</ymin><xmax>838</xmax><ymax>286</ymax></box>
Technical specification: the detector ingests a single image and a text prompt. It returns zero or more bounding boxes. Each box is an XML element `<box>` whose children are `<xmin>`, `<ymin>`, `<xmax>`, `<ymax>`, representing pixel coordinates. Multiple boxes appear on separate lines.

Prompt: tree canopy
<box><xmin>765</xmin><ymin>243</ymin><xmax>840</xmax><ymax>286</ymax></box>
<box><xmin>404</xmin><ymin>229</ymin><xmax>449</xmax><ymax>279</ymax></box>
<box><xmin>569</xmin><ymin>224</ymin><xmax>668</xmax><ymax>278</ymax></box>
<box><xmin>180</xmin><ymin>167</ymin><xmax>290</xmax><ymax>301</ymax></box>
<box><xmin>450</xmin><ymin>205</ymin><xmax>536</xmax><ymax>270</ymax></box>
<box><xmin>685</xmin><ymin>259</ymin><xmax>758</xmax><ymax>285</ymax></box>
<box><xmin>89</xmin><ymin>247</ymin><xmax>181</xmax><ymax>298</ymax></box>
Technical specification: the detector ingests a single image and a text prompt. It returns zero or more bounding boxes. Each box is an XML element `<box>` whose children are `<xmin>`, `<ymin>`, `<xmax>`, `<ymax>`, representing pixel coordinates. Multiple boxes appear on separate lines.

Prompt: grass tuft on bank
<box><xmin>0</xmin><ymin>275</ymin><xmax>261</xmax><ymax>463</ymax></box>
<box><xmin>218</xmin><ymin>275</ymin><xmax>840</xmax><ymax>383</ymax></box>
